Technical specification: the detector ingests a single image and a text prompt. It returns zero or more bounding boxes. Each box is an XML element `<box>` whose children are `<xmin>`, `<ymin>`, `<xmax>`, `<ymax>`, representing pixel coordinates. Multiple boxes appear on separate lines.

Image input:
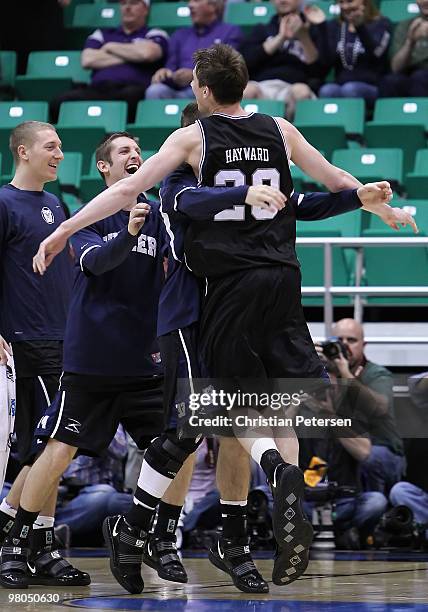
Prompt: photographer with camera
<box><xmin>318</xmin><ymin>318</ymin><xmax>405</xmax><ymax>496</ymax></box>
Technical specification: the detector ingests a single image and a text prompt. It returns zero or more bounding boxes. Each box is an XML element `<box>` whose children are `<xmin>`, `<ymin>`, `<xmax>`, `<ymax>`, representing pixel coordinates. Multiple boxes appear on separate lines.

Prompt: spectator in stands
<box><xmin>389</xmin><ymin>373</ymin><xmax>428</xmax><ymax>538</ymax></box>
<box><xmin>379</xmin><ymin>0</ymin><xmax>428</xmax><ymax>97</ymax></box>
<box><xmin>240</xmin><ymin>0</ymin><xmax>325</xmax><ymax>119</ymax></box>
<box><xmin>317</xmin><ymin>0</ymin><xmax>391</xmax><ymax>103</ymax></box>
<box><xmin>52</xmin><ymin>0</ymin><xmax>168</xmax><ymax>121</ymax></box>
<box><xmin>55</xmin><ymin>426</ymin><xmax>132</xmax><ymax>546</ymax></box>
<box><xmin>298</xmin><ymin>383</ymin><xmax>388</xmax><ymax>549</ymax></box>
<box><xmin>330</xmin><ymin>319</ymin><xmax>405</xmax><ymax>495</ymax></box>
<box><xmin>145</xmin><ymin>0</ymin><xmax>242</xmax><ymax>99</ymax></box>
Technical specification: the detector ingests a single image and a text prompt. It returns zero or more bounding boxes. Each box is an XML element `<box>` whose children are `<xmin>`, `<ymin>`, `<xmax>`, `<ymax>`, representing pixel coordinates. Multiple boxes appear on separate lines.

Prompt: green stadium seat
<box><xmin>295</xmin><ymin>98</ymin><xmax>365</xmax><ymax>160</ymax></box>
<box><xmin>332</xmin><ymin>148</ymin><xmax>403</xmax><ymax>189</ymax></box>
<box><xmin>72</xmin><ymin>3</ymin><xmax>121</xmax><ymax>28</ymax></box>
<box><xmin>380</xmin><ymin>0</ymin><xmax>420</xmax><ymax>23</ymax></box>
<box><xmin>15</xmin><ymin>51</ymin><xmax>90</xmax><ymax>102</ymax></box>
<box><xmin>127</xmin><ymin>99</ymin><xmax>191</xmax><ymax>150</ymax></box>
<box><xmin>0</xmin><ymin>102</ymin><xmax>49</xmax><ymax>175</ymax></box>
<box><xmin>57</xmin><ymin>101</ymin><xmax>128</xmax><ymax>172</ymax></box>
<box><xmin>225</xmin><ymin>2</ymin><xmax>275</xmax><ymax>32</ymax></box>
<box><xmin>405</xmin><ymin>149</ymin><xmax>428</xmax><ymax>199</ymax></box>
<box><xmin>45</xmin><ymin>152</ymin><xmax>83</xmax><ymax>198</ymax></box>
<box><xmin>365</xmin><ymin>98</ymin><xmax>428</xmax><ymax>175</ymax></box>
<box><xmin>148</xmin><ymin>3</ymin><xmax>191</xmax><ymax>31</ymax></box>
<box><xmin>362</xmin><ymin>203</ymin><xmax>428</xmax><ymax>304</ymax></box>
<box><xmin>311</xmin><ymin>0</ymin><xmax>341</xmax><ymax>19</ymax></box>
<box><xmin>242</xmin><ymin>99</ymin><xmax>285</xmax><ymax>116</ymax></box>
<box><xmin>0</xmin><ymin>52</ymin><xmax>17</xmax><ymax>86</ymax></box>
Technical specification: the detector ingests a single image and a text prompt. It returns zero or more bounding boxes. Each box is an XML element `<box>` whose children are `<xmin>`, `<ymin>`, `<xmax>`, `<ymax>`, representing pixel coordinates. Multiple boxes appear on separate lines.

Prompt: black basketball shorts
<box><xmin>199</xmin><ymin>265</ymin><xmax>326</xmax><ymax>382</ymax></box>
<box><xmin>34</xmin><ymin>373</ymin><xmax>164</xmax><ymax>456</ymax></box>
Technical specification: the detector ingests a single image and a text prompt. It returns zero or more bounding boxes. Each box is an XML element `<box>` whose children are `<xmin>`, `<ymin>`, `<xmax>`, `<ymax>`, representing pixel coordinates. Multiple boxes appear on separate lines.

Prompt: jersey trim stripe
<box><xmin>79</xmin><ymin>244</ymin><xmax>101</xmax><ymax>271</ymax></box>
<box><xmin>272</xmin><ymin>117</ymin><xmax>294</xmax><ymax>197</ymax></box>
<box><xmin>212</xmin><ymin>112</ymin><xmax>254</xmax><ymax>120</ymax></box>
<box><xmin>173</xmin><ymin>185</ymin><xmax>195</xmax><ymax>212</ymax></box>
<box><xmin>159</xmin><ymin>192</ymin><xmax>180</xmax><ymax>262</ymax></box>
<box><xmin>196</xmin><ymin>119</ymin><xmax>206</xmax><ymax>186</ymax></box>
<box><xmin>37</xmin><ymin>376</ymin><xmax>51</xmax><ymax>407</ymax></box>
<box><xmin>178</xmin><ymin>328</ymin><xmax>194</xmax><ymax>396</ymax></box>
<box><xmin>50</xmin><ymin>390</ymin><xmax>65</xmax><ymax>439</ymax></box>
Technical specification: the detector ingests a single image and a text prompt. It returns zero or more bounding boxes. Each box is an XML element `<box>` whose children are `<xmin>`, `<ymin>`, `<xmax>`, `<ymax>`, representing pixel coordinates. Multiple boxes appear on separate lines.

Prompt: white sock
<box><xmin>250</xmin><ymin>438</ymin><xmax>279</xmax><ymax>466</ymax></box>
<box><xmin>220</xmin><ymin>499</ymin><xmax>247</xmax><ymax>506</ymax></box>
<box><xmin>137</xmin><ymin>460</ymin><xmax>173</xmax><ymax>499</ymax></box>
<box><xmin>33</xmin><ymin>515</ymin><xmax>55</xmax><ymax>530</ymax></box>
<box><xmin>0</xmin><ymin>498</ymin><xmax>17</xmax><ymax>518</ymax></box>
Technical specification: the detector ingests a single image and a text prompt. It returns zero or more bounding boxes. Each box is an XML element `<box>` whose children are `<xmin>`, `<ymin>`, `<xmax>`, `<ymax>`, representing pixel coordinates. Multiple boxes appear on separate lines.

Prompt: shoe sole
<box><xmin>28</xmin><ymin>574</ymin><xmax>91</xmax><ymax>586</ymax></box>
<box><xmin>272</xmin><ymin>465</ymin><xmax>313</xmax><ymax>586</ymax></box>
<box><xmin>208</xmin><ymin>549</ymin><xmax>269</xmax><ymax>594</ymax></box>
<box><xmin>142</xmin><ymin>552</ymin><xmax>188</xmax><ymax>584</ymax></box>
<box><xmin>0</xmin><ymin>576</ymin><xmax>28</xmax><ymax>589</ymax></box>
<box><xmin>102</xmin><ymin>517</ymin><xmax>143</xmax><ymax>595</ymax></box>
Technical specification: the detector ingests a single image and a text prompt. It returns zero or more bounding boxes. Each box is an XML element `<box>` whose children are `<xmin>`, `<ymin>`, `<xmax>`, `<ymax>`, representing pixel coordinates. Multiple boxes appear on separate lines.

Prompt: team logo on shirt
<box><xmin>41</xmin><ymin>207</ymin><xmax>55</xmax><ymax>224</ymax></box>
<box><xmin>151</xmin><ymin>352</ymin><xmax>161</xmax><ymax>364</ymax></box>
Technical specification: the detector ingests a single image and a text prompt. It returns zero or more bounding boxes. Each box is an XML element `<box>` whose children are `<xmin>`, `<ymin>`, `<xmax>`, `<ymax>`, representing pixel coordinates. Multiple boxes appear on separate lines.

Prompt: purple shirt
<box><xmin>85</xmin><ymin>25</ymin><xmax>168</xmax><ymax>88</ymax></box>
<box><xmin>165</xmin><ymin>19</ymin><xmax>242</xmax><ymax>85</ymax></box>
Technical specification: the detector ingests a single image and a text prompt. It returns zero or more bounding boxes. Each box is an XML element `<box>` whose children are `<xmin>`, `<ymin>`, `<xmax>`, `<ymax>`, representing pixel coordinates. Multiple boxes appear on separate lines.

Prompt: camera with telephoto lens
<box><xmin>320</xmin><ymin>336</ymin><xmax>349</xmax><ymax>360</ymax></box>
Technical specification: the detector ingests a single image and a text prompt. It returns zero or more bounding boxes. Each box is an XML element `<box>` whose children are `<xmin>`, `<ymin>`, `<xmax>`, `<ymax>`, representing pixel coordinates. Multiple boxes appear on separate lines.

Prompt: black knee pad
<box><xmin>144</xmin><ymin>432</ymin><xmax>203</xmax><ymax>478</ymax></box>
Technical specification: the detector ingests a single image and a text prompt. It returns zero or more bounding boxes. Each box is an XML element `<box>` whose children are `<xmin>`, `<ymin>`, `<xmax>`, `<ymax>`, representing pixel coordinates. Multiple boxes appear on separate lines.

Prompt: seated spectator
<box><xmin>52</xmin><ymin>0</ymin><xmax>168</xmax><ymax>121</ymax></box>
<box><xmin>146</xmin><ymin>0</ymin><xmax>242</xmax><ymax>100</ymax></box>
<box><xmin>318</xmin><ymin>0</ymin><xmax>391</xmax><ymax>103</ymax></box>
<box><xmin>330</xmin><ymin>319</ymin><xmax>405</xmax><ymax>495</ymax></box>
<box><xmin>389</xmin><ymin>373</ymin><xmax>428</xmax><ymax>540</ymax></box>
<box><xmin>298</xmin><ymin>383</ymin><xmax>388</xmax><ymax>548</ymax></box>
<box><xmin>55</xmin><ymin>426</ymin><xmax>132</xmax><ymax>546</ymax></box>
<box><xmin>379</xmin><ymin>0</ymin><xmax>428</xmax><ymax>97</ymax></box>
<box><xmin>240</xmin><ymin>0</ymin><xmax>325</xmax><ymax>119</ymax></box>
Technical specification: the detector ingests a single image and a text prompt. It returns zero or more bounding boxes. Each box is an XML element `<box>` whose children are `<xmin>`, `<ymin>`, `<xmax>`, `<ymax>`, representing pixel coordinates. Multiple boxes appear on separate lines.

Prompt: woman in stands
<box><xmin>317</xmin><ymin>0</ymin><xmax>392</xmax><ymax>103</ymax></box>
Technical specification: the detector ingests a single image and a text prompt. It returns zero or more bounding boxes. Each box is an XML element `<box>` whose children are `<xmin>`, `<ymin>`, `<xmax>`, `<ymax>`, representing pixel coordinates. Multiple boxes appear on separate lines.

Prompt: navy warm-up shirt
<box><xmin>0</xmin><ymin>184</ymin><xmax>72</xmax><ymax>342</ymax></box>
<box><xmin>158</xmin><ymin>164</ymin><xmax>248</xmax><ymax>336</ymax></box>
<box><xmin>63</xmin><ymin>197</ymin><xmax>168</xmax><ymax>377</ymax></box>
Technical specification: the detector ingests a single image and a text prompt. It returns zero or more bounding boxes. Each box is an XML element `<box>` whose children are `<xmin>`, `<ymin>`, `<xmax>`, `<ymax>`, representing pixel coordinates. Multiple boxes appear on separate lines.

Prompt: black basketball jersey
<box><xmin>184</xmin><ymin>112</ymin><xmax>298</xmax><ymax>278</ymax></box>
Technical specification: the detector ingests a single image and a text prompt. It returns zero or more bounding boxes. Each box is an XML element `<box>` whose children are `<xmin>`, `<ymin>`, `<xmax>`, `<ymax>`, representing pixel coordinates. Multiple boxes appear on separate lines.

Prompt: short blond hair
<box><xmin>9</xmin><ymin>120</ymin><xmax>57</xmax><ymax>165</ymax></box>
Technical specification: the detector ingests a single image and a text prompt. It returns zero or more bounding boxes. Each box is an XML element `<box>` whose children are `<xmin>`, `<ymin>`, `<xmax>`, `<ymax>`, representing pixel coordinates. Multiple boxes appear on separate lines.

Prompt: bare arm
<box><xmin>338</xmin><ymin>437</ymin><xmax>371</xmax><ymax>462</ymax></box>
<box><xmin>104</xmin><ymin>40</ymin><xmax>163</xmax><ymax>63</ymax></box>
<box><xmin>32</xmin><ymin>125</ymin><xmax>200</xmax><ymax>273</ymax></box>
<box><xmin>81</xmin><ymin>47</ymin><xmax>124</xmax><ymax>69</ymax></box>
<box><xmin>279</xmin><ymin>118</ymin><xmax>418</xmax><ymax>231</ymax></box>
<box><xmin>278</xmin><ymin>117</ymin><xmax>361</xmax><ymax>191</ymax></box>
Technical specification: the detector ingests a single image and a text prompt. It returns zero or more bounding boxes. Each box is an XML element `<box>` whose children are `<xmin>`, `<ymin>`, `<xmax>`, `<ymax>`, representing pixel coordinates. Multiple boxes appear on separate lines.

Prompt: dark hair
<box><xmin>9</xmin><ymin>120</ymin><xmax>57</xmax><ymax>164</ymax></box>
<box><xmin>181</xmin><ymin>102</ymin><xmax>201</xmax><ymax>128</ymax></box>
<box><xmin>193</xmin><ymin>44</ymin><xmax>249</xmax><ymax>105</ymax></box>
<box><xmin>95</xmin><ymin>131</ymin><xmax>138</xmax><ymax>179</ymax></box>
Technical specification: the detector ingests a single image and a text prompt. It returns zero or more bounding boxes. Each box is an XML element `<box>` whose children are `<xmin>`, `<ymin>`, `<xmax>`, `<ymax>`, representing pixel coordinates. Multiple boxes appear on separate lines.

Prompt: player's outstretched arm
<box><xmin>278</xmin><ymin>118</ymin><xmax>418</xmax><ymax>233</ymax></box>
<box><xmin>33</xmin><ymin>126</ymin><xmax>199</xmax><ymax>274</ymax></box>
<box><xmin>161</xmin><ymin>168</ymin><xmax>286</xmax><ymax>220</ymax></box>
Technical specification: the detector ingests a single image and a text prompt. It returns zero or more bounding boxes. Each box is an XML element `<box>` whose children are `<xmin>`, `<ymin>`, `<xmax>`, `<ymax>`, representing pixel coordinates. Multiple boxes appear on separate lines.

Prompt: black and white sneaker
<box><xmin>28</xmin><ymin>547</ymin><xmax>90</xmax><ymax>586</ymax></box>
<box><xmin>271</xmin><ymin>463</ymin><xmax>313</xmax><ymax>586</ymax></box>
<box><xmin>103</xmin><ymin>515</ymin><xmax>147</xmax><ymax>594</ymax></box>
<box><xmin>0</xmin><ymin>541</ymin><xmax>29</xmax><ymax>589</ymax></box>
<box><xmin>208</xmin><ymin>535</ymin><xmax>269</xmax><ymax>594</ymax></box>
<box><xmin>142</xmin><ymin>535</ymin><xmax>187</xmax><ymax>583</ymax></box>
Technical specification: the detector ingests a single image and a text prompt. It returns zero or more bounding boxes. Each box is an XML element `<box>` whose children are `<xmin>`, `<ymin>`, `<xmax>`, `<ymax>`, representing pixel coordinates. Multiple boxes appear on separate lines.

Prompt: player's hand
<box><xmin>357</xmin><ymin>181</ymin><xmax>392</xmax><ymax>208</ymax></box>
<box><xmin>128</xmin><ymin>202</ymin><xmax>151</xmax><ymax>236</ymax></box>
<box><xmin>152</xmin><ymin>67</ymin><xmax>173</xmax><ymax>83</ymax></box>
<box><xmin>33</xmin><ymin>225</ymin><xmax>70</xmax><ymax>275</ymax></box>
<box><xmin>245</xmin><ymin>185</ymin><xmax>287</xmax><ymax>212</ymax></box>
<box><xmin>380</xmin><ymin>206</ymin><xmax>419</xmax><ymax>232</ymax></box>
<box><xmin>0</xmin><ymin>335</ymin><xmax>11</xmax><ymax>366</ymax></box>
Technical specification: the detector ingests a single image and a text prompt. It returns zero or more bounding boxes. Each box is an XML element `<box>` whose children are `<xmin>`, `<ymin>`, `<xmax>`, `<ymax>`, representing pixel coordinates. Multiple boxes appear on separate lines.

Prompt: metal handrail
<box><xmin>295</xmin><ymin>236</ymin><xmax>428</xmax><ymax>335</ymax></box>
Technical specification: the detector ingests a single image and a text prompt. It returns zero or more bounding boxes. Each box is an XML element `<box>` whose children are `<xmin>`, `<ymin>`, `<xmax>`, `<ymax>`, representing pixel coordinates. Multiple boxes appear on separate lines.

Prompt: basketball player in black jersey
<box><xmin>34</xmin><ymin>45</ymin><xmax>417</xmax><ymax>592</ymax></box>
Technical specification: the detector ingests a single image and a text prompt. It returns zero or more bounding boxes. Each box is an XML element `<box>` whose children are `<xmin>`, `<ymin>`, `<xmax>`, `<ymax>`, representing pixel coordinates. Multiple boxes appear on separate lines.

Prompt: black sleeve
<box><xmin>239</xmin><ymin>24</ymin><xmax>272</xmax><ymax>73</ymax></box>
